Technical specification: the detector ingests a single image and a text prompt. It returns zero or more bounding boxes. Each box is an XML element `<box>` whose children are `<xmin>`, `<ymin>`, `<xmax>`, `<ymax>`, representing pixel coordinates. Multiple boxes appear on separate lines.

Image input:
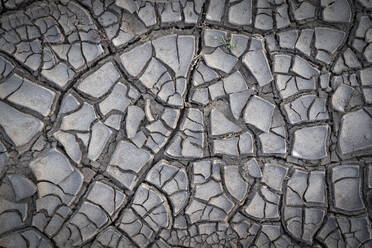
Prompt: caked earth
<box><xmin>0</xmin><ymin>0</ymin><xmax>371</xmax><ymax>247</ymax></box>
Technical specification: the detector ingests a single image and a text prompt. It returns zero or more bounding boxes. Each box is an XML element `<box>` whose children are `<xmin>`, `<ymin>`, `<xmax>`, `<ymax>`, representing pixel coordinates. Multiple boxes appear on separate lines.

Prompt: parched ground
<box><xmin>0</xmin><ymin>0</ymin><xmax>371</xmax><ymax>247</ymax></box>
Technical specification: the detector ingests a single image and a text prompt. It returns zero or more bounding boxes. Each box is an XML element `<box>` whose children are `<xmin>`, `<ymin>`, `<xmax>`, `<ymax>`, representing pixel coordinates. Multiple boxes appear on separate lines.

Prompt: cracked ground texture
<box><xmin>0</xmin><ymin>0</ymin><xmax>372</xmax><ymax>247</ymax></box>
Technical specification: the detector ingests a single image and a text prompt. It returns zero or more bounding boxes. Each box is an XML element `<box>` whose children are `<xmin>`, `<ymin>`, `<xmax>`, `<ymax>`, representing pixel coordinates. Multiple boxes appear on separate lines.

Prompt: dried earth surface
<box><xmin>0</xmin><ymin>0</ymin><xmax>371</xmax><ymax>247</ymax></box>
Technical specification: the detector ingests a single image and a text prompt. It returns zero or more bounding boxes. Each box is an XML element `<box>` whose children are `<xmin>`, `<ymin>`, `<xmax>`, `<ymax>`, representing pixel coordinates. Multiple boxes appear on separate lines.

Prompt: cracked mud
<box><xmin>0</xmin><ymin>0</ymin><xmax>371</xmax><ymax>247</ymax></box>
